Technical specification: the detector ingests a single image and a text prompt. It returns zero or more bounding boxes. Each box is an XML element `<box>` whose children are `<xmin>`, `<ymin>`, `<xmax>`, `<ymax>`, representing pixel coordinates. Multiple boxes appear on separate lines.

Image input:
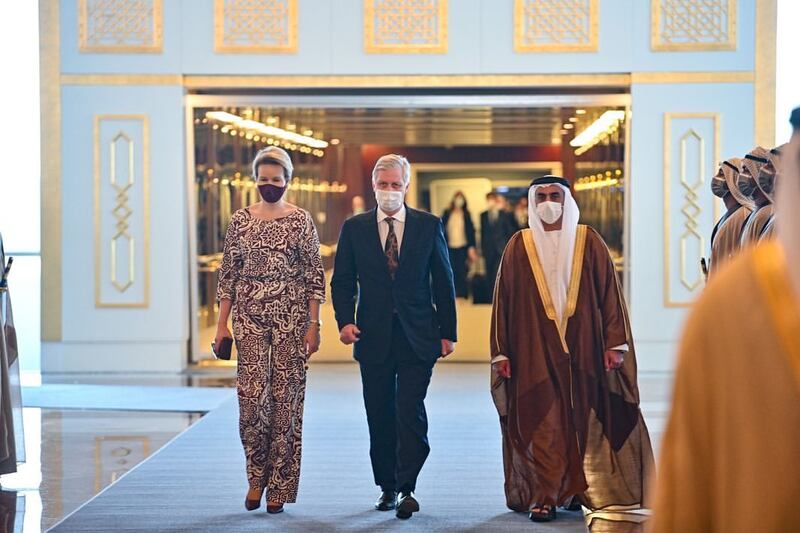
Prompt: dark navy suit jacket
<box><xmin>331</xmin><ymin>206</ymin><xmax>457</xmax><ymax>364</ymax></box>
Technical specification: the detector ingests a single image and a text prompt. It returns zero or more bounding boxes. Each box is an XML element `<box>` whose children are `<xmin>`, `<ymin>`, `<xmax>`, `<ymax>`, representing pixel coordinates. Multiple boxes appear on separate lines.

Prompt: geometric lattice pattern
<box><xmin>364</xmin><ymin>0</ymin><xmax>448</xmax><ymax>54</ymax></box>
<box><xmin>663</xmin><ymin>112</ymin><xmax>720</xmax><ymax>308</ymax></box>
<box><xmin>651</xmin><ymin>0</ymin><xmax>736</xmax><ymax>51</ymax></box>
<box><xmin>678</xmin><ymin>129</ymin><xmax>705</xmax><ymax>292</ymax></box>
<box><xmin>514</xmin><ymin>0</ymin><xmax>598</xmax><ymax>52</ymax></box>
<box><xmin>78</xmin><ymin>0</ymin><xmax>163</xmax><ymax>53</ymax></box>
<box><xmin>109</xmin><ymin>132</ymin><xmax>136</xmax><ymax>293</ymax></box>
<box><xmin>214</xmin><ymin>0</ymin><xmax>298</xmax><ymax>53</ymax></box>
<box><xmin>94</xmin><ymin>115</ymin><xmax>150</xmax><ymax>309</ymax></box>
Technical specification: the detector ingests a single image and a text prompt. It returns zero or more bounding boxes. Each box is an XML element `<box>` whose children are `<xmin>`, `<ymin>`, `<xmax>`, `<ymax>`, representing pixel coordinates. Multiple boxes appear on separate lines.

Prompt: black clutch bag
<box><xmin>212</xmin><ymin>336</ymin><xmax>234</xmax><ymax>360</ymax></box>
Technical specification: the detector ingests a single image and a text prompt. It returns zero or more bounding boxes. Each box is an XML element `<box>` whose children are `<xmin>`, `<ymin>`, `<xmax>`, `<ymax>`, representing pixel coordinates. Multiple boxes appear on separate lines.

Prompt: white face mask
<box><xmin>535</xmin><ymin>201</ymin><xmax>563</xmax><ymax>225</ymax></box>
<box><xmin>375</xmin><ymin>189</ymin><xmax>405</xmax><ymax>212</ymax></box>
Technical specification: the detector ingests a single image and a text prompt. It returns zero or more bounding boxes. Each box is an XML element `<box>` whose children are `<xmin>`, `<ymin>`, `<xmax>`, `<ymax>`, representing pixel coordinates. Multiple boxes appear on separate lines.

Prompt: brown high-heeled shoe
<box><xmin>266</xmin><ymin>502</ymin><xmax>284</xmax><ymax>514</ymax></box>
<box><xmin>245</xmin><ymin>489</ymin><xmax>263</xmax><ymax>511</ymax></box>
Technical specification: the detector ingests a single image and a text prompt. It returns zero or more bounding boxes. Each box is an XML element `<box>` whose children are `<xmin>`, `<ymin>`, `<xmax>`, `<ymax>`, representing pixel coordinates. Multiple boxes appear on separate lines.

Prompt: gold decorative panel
<box><xmin>364</xmin><ymin>0</ymin><xmax>448</xmax><ymax>54</ymax></box>
<box><xmin>514</xmin><ymin>0</ymin><xmax>598</xmax><ymax>53</ymax></box>
<box><xmin>79</xmin><ymin>0</ymin><xmax>163</xmax><ymax>53</ymax></box>
<box><xmin>663</xmin><ymin>113</ymin><xmax>720</xmax><ymax>307</ymax></box>
<box><xmin>651</xmin><ymin>0</ymin><xmax>736</xmax><ymax>51</ymax></box>
<box><xmin>214</xmin><ymin>0</ymin><xmax>298</xmax><ymax>53</ymax></box>
<box><xmin>94</xmin><ymin>116</ymin><xmax>150</xmax><ymax>308</ymax></box>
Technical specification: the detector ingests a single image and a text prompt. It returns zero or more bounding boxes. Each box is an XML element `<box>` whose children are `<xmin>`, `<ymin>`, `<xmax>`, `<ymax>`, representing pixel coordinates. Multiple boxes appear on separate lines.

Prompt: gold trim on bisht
<box><xmin>521</xmin><ymin>225</ymin><xmax>588</xmax><ymax>353</ymax></box>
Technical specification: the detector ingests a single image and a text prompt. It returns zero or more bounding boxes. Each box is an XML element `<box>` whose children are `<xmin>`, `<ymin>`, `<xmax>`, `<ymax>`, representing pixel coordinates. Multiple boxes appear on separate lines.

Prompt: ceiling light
<box><xmin>205</xmin><ymin>111</ymin><xmax>329</xmax><ymax>150</ymax></box>
<box><xmin>570</xmin><ymin>110</ymin><xmax>625</xmax><ymax>155</ymax></box>
<box><xmin>330</xmin><ymin>138</ymin><xmax>340</xmax><ymax>145</ymax></box>
<box><xmin>563</xmin><ymin>123</ymin><xmax>574</xmax><ymax>129</ymax></box>
<box><xmin>569</xmin><ymin>117</ymin><xmax>578</xmax><ymax>123</ymax></box>
<box><xmin>575</xmin><ymin>109</ymin><xmax>587</xmax><ymax>115</ymax></box>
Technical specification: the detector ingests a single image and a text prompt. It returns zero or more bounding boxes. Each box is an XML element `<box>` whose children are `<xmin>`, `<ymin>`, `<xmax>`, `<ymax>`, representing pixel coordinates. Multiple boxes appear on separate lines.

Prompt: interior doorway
<box><xmin>185</xmin><ymin>92</ymin><xmax>631</xmax><ymax>364</ymax></box>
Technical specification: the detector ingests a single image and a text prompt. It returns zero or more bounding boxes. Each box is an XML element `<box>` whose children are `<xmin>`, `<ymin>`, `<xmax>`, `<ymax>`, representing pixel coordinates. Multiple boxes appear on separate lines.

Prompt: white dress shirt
<box><xmin>446</xmin><ymin>210</ymin><xmax>468</xmax><ymax>248</ymax></box>
<box><xmin>377</xmin><ymin>205</ymin><xmax>406</xmax><ymax>254</ymax></box>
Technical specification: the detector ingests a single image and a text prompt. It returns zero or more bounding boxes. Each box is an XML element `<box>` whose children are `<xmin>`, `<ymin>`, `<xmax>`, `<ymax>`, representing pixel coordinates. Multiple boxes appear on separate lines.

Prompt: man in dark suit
<box><xmin>480</xmin><ymin>192</ymin><xmax>517</xmax><ymax>289</ymax></box>
<box><xmin>331</xmin><ymin>154</ymin><xmax>457</xmax><ymax>520</ymax></box>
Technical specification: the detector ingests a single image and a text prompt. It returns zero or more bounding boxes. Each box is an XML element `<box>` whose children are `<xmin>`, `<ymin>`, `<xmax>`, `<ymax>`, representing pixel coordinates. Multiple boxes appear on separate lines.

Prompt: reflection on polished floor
<box><xmin>39</xmin><ymin>364</ymin><xmax>669</xmax><ymax>532</ymax></box>
<box><xmin>0</xmin><ymin>408</ymin><xmax>201</xmax><ymax>531</ymax></box>
<box><xmin>0</xmin><ymin>376</ymin><xmax>235</xmax><ymax>532</ymax></box>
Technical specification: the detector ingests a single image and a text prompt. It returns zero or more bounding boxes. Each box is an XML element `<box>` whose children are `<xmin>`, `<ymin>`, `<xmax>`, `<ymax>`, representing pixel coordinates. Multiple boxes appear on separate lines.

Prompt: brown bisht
<box><xmin>490</xmin><ymin>226</ymin><xmax>654</xmax><ymax>511</ymax></box>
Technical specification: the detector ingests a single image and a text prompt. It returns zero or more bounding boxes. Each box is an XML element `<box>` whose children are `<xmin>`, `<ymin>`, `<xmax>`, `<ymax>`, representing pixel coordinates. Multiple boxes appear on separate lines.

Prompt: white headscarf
<box><xmin>527</xmin><ymin>181</ymin><xmax>581</xmax><ymax>323</ymax></box>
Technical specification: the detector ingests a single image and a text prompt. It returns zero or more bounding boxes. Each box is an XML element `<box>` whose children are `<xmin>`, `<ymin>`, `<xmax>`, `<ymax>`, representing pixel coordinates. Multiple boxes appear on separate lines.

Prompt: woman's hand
<box><xmin>214</xmin><ymin>323</ymin><xmax>232</xmax><ymax>352</ymax></box>
<box><xmin>467</xmin><ymin>246</ymin><xmax>478</xmax><ymax>264</ymax></box>
<box><xmin>305</xmin><ymin>324</ymin><xmax>321</xmax><ymax>358</ymax></box>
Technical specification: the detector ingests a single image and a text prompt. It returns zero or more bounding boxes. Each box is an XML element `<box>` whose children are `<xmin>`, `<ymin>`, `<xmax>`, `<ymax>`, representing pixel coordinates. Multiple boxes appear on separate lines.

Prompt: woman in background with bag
<box><xmin>215</xmin><ymin>146</ymin><xmax>326</xmax><ymax>514</ymax></box>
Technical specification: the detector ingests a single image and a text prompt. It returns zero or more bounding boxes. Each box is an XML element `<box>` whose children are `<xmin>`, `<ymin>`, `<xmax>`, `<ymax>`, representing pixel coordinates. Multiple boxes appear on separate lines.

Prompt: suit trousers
<box><xmin>359</xmin><ymin>315</ymin><xmax>434</xmax><ymax>493</ymax></box>
<box><xmin>448</xmin><ymin>246</ymin><xmax>469</xmax><ymax>298</ymax></box>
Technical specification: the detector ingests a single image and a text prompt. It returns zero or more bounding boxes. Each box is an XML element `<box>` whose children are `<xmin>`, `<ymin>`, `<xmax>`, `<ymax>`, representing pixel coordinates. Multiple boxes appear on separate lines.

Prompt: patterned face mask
<box><xmin>711</xmin><ymin>169</ymin><xmax>729</xmax><ymax>198</ymax></box>
<box><xmin>737</xmin><ymin>168</ymin><xmax>757</xmax><ymax>199</ymax></box>
<box><xmin>757</xmin><ymin>162</ymin><xmax>776</xmax><ymax>199</ymax></box>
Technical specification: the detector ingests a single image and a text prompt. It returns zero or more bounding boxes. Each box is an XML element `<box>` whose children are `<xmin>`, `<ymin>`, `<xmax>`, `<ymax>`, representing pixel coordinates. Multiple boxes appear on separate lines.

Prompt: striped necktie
<box><xmin>384</xmin><ymin>217</ymin><xmax>399</xmax><ymax>279</ymax></box>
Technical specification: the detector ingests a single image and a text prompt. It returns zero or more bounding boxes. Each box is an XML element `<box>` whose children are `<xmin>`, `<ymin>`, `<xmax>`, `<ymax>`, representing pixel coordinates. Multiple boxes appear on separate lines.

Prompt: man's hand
<box><xmin>467</xmin><ymin>246</ymin><xmax>479</xmax><ymax>264</ymax></box>
<box><xmin>604</xmin><ymin>350</ymin><xmax>625</xmax><ymax>371</ymax></box>
<box><xmin>440</xmin><ymin>339</ymin><xmax>455</xmax><ymax>358</ymax></box>
<box><xmin>339</xmin><ymin>324</ymin><xmax>361</xmax><ymax>345</ymax></box>
<box><xmin>493</xmin><ymin>359</ymin><xmax>511</xmax><ymax>379</ymax></box>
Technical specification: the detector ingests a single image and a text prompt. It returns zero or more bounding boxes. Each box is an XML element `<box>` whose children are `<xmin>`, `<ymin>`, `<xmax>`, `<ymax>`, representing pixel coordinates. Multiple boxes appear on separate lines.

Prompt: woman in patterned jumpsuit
<box><xmin>215</xmin><ymin>147</ymin><xmax>326</xmax><ymax>514</ymax></box>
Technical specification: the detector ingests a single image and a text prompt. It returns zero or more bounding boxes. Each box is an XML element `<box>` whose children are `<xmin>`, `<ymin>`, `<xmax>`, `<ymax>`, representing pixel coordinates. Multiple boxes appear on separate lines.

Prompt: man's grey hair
<box><xmin>372</xmin><ymin>154</ymin><xmax>411</xmax><ymax>185</ymax></box>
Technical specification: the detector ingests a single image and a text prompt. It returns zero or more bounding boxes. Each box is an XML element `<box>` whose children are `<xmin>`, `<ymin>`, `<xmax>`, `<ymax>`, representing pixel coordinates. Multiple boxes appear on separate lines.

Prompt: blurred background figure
<box><xmin>441</xmin><ymin>192</ymin><xmax>477</xmax><ymax>299</ymax></box>
<box><xmin>512</xmin><ymin>196</ymin><xmax>529</xmax><ymax>231</ymax></box>
<box><xmin>652</xmin><ymin>107</ymin><xmax>800</xmax><ymax>533</ymax></box>
<box><xmin>350</xmin><ymin>195</ymin><xmax>366</xmax><ymax>217</ymax></box>
<box><xmin>480</xmin><ymin>192</ymin><xmax>516</xmax><ymax>293</ymax></box>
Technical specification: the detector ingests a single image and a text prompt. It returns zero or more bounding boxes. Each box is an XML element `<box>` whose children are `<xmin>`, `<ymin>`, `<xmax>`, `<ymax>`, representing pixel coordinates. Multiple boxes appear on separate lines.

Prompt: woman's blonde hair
<box><xmin>251</xmin><ymin>146</ymin><xmax>294</xmax><ymax>180</ymax></box>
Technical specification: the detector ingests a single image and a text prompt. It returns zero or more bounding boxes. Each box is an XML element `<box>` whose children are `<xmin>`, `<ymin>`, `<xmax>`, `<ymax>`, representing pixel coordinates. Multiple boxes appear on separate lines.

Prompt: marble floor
<box><xmin>18</xmin><ymin>364</ymin><xmax>671</xmax><ymax>533</ymax></box>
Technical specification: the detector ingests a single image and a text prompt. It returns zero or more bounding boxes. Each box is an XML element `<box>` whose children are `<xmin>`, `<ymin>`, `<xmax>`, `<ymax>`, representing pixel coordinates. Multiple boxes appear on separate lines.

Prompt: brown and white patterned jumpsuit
<box><xmin>217</xmin><ymin>207</ymin><xmax>326</xmax><ymax>503</ymax></box>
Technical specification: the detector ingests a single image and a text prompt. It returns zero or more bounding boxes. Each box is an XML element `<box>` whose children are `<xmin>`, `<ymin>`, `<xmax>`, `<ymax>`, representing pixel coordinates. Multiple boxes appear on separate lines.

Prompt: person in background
<box><xmin>513</xmin><ymin>195</ymin><xmax>529</xmax><ymax>230</ymax></box>
<box><xmin>350</xmin><ymin>195</ymin><xmax>366</xmax><ymax>217</ymax></box>
<box><xmin>757</xmin><ymin>145</ymin><xmax>785</xmax><ymax>241</ymax></box>
<box><xmin>708</xmin><ymin>158</ymin><xmax>752</xmax><ymax>276</ymax></box>
<box><xmin>651</xmin><ymin>107</ymin><xmax>800</xmax><ymax>533</ymax></box>
<box><xmin>480</xmin><ymin>192</ymin><xmax>516</xmax><ymax>287</ymax></box>
<box><xmin>215</xmin><ymin>146</ymin><xmax>326</xmax><ymax>515</ymax></box>
<box><xmin>738</xmin><ymin>147</ymin><xmax>772</xmax><ymax>249</ymax></box>
<box><xmin>441</xmin><ymin>191</ymin><xmax>478</xmax><ymax>299</ymax></box>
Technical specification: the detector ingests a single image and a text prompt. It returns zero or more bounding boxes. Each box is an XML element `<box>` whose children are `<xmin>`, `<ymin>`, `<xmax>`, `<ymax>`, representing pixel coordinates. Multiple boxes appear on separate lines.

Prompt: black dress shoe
<box><xmin>396</xmin><ymin>492</ymin><xmax>419</xmax><ymax>519</ymax></box>
<box><xmin>374</xmin><ymin>490</ymin><xmax>397</xmax><ymax>511</ymax></box>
